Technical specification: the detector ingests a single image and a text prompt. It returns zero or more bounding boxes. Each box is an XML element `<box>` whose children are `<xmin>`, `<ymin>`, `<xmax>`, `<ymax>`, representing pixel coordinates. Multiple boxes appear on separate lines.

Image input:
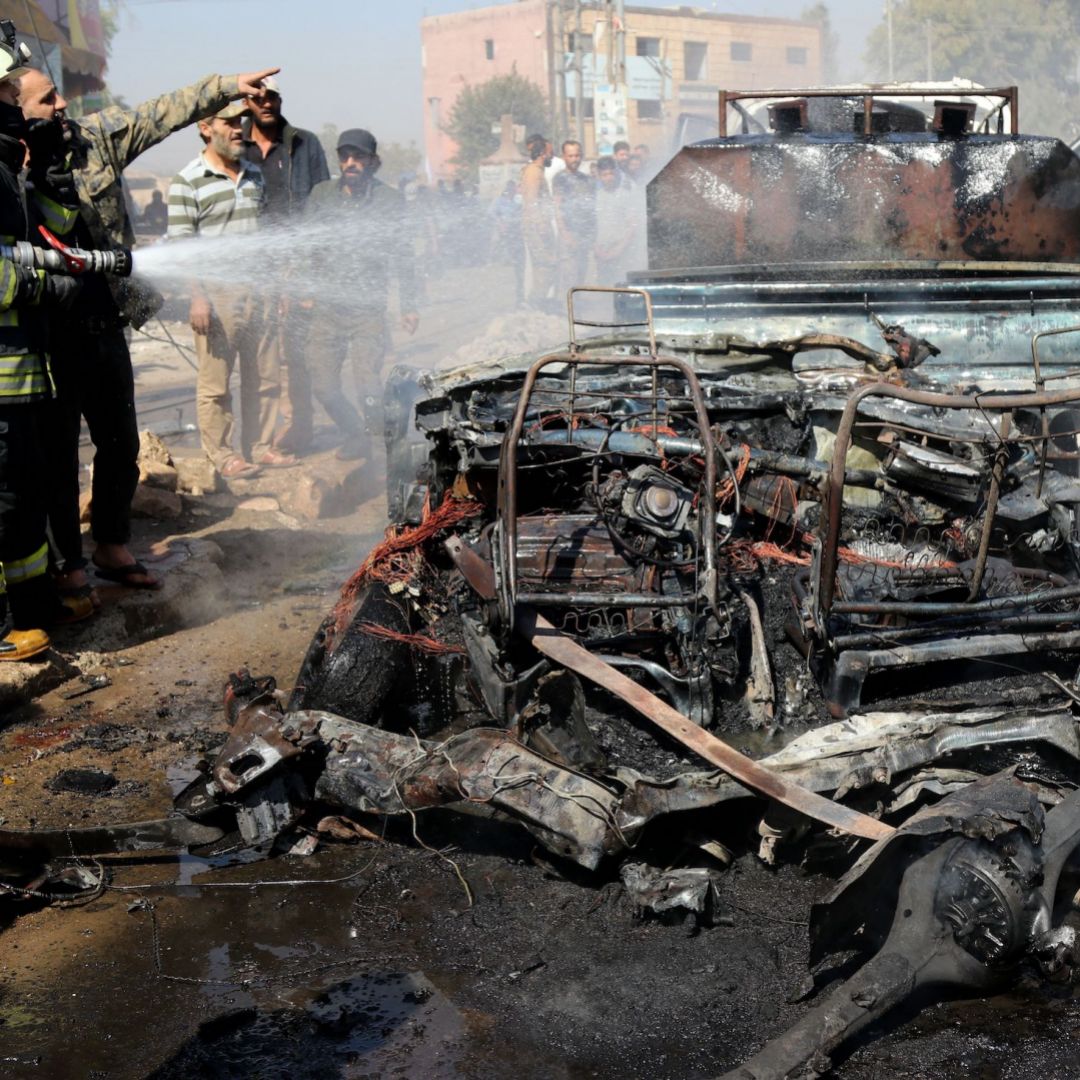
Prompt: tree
<box><xmin>863</xmin><ymin>0</ymin><xmax>1080</xmax><ymax>139</ymax></box>
<box><xmin>378</xmin><ymin>142</ymin><xmax>423</xmax><ymax>186</ymax></box>
<box><xmin>801</xmin><ymin>3</ymin><xmax>839</xmax><ymax>83</ymax></box>
<box><xmin>443</xmin><ymin>70</ymin><xmax>547</xmax><ymax>178</ymax></box>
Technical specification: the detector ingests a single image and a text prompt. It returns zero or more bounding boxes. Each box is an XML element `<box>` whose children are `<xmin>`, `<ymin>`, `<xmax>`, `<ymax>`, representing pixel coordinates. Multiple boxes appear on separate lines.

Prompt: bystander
<box><xmin>303</xmin><ymin>128</ymin><xmax>419</xmax><ymax>460</ymax></box>
<box><xmin>520</xmin><ymin>134</ymin><xmax>556</xmax><ymax>311</ymax></box>
<box><xmin>243</xmin><ymin>76</ymin><xmax>329</xmax><ymax>455</ymax></box>
<box><xmin>552</xmin><ymin>139</ymin><xmax>594</xmax><ymax>294</ymax></box>
<box><xmin>168</xmin><ymin>103</ymin><xmax>294</xmax><ymax>478</ymax></box>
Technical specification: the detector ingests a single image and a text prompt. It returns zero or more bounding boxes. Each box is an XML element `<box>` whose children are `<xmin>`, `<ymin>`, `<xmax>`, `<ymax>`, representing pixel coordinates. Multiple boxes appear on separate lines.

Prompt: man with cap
<box><xmin>301</xmin><ymin>128</ymin><xmax>418</xmax><ymax>460</ymax></box>
<box><xmin>168</xmin><ymin>102</ymin><xmax>293</xmax><ymax>478</ymax></box>
<box><xmin>18</xmin><ymin>61</ymin><xmax>280</xmax><ymax>595</ymax></box>
<box><xmin>243</xmin><ymin>76</ymin><xmax>329</xmax><ymax>455</ymax></box>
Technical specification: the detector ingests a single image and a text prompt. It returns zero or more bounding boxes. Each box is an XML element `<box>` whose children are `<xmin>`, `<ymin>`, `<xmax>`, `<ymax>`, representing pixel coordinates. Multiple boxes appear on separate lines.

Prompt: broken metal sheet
<box><xmin>304</xmin><ymin>712</ymin><xmax>627</xmax><ymax>870</ymax></box>
<box><xmin>619</xmin><ymin>862</ymin><xmax>729</xmax><ymax>925</ymax></box>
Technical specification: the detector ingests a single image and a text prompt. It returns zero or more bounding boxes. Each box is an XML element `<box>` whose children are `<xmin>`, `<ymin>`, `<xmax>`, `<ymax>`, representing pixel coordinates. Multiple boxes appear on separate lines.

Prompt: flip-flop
<box><xmin>92</xmin><ymin>560</ymin><xmax>163</xmax><ymax>590</ymax></box>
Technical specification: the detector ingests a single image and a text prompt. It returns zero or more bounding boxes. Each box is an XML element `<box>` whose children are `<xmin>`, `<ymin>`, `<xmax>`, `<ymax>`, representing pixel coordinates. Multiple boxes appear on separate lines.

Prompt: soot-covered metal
<box><xmin>17</xmin><ymin>86</ymin><xmax>1080</xmax><ymax>1078</ymax></box>
<box><xmin>253</xmin><ymin>87</ymin><xmax>1080</xmax><ymax>1073</ymax></box>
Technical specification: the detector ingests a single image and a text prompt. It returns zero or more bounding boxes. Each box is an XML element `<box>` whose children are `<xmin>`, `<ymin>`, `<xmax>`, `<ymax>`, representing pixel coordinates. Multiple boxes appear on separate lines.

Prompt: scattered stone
<box><xmin>440</xmin><ymin>311</ymin><xmax>565</xmax><ymax>372</ymax></box>
<box><xmin>274</xmin><ymin>460</ymin><xmax>370</xmax><ymax>520</ymax></box>
<box><xmin>236</xmin><ymin>496</ymin><xmax>280</xmax><ymax>513</ymax></box>
<box><xmin>139</xmin><ymin>460</ymin><xmax>179</xmax><ymax>492</ymax></box>
<box><xmin>46</xmin><ymin>767</ymin><xmax>117</xmax><ymax>796</ymax></box>
<box><xmin>0</xmin><ymin>653</ymin><xmax>80</xmax><ymax>714</ymax></box>
<box><xmin>138</xmin><ymin>430</ymin><xmax>174</xmax><ymax>468</ymax></box>
<box><xmin>174</xmin><ymin>455</ymin><xmax>220</xmax><ymax>496</ymax></box>
<box><xmin>78</xmin><ymin>489</ymin><xmax>92</xmax><ymax>525</ymax></box>
<box><xmin>130</xmin><ymin>484</ymin><xmax>183</xmax><ymax>520</ymax></box>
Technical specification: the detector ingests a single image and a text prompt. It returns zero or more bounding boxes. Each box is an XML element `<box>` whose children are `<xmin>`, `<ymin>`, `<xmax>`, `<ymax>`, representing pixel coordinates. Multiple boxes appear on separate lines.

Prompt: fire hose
<box><xmin>0</xmin><ymin>225</ymin><xmax>132</xmax><ymax>277</ymax></box>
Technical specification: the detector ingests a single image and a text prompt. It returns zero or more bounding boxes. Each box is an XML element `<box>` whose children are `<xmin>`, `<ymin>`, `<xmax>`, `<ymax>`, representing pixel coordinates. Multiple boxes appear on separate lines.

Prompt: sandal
<box><xmin>256</xmin><ymin>448</ymin><xmax>298</xmax><ymax>468</ymax></box>
<box><xmin>92</xmin><ymin>559</ymin><xmax>163</xmax><ymax>590</ymax></box>
<box><xmin>221</xmin><ymin>455</ymin><xmax>261</xmax><ymax>479</ymax></box>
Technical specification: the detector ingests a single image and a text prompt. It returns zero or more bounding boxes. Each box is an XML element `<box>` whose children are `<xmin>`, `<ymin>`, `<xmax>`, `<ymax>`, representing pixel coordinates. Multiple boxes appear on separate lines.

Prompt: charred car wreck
<box><xmin>17</xmin><ymin>87</ymin><xmax>1080</xmax><ymax>1075</ymax></box>
<box><xmin>232</xmin><ymin>87</ymin><xmax>1080</xmax><ymax>1072</ymax></box>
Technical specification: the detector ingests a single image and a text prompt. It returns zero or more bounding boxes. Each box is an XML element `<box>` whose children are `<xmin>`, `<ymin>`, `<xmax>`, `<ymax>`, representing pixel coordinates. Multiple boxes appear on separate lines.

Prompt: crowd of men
<box><xmin>512</xmin><ymin>135</ymin><xmax>650</xmax><ymax>312</ymax></box>
<box><xmin>0</xmin><ymin>16</ymin><xmax>655</xmax><ymax>667</ymax></box>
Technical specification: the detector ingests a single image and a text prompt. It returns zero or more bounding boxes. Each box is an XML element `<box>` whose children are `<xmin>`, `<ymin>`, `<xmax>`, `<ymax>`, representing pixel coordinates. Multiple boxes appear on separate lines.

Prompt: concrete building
<box><xmin>421</xmin><ymin>1</ymin><xmax>822</xmax><ymax>179</ymax></box>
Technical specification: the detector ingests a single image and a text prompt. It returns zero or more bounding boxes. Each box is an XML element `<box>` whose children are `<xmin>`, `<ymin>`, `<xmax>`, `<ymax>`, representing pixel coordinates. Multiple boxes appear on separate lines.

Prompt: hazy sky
<box><xmin>103</xmin><ymin>0</ymin><xmax>881</xmax><ymax>176</ymax></box>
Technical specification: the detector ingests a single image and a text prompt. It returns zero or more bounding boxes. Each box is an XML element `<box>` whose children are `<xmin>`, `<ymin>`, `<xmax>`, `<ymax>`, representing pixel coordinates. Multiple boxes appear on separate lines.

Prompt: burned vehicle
<box><xmin>346</xmin><ymin>85</ymin><xmax>1080</xmax><ymax>725</ymax></box>
<box><xmin>243</xmin><ymin>85</ymin><xmax>1080</xmax><ymax>1073</ymax></box>
<box><xmin>16</xmin><ymin>86</ymin><xmax>1080</xmax><ymax>1077</ymax></box>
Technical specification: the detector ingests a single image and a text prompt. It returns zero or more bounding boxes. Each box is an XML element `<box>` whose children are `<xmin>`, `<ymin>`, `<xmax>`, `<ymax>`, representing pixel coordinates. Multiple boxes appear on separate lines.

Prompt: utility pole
<box><xmin>886</xmin><ymin>0</ymin><xmax>894</xmax><ymax>82</ymax></box>
<box><xmin>545</xmin><ymin>0</ymin><xmax>557</xmax><ymax>136</ymax></box>
<box><xmin>573</xmin><ymin>0</ymin><xmax>585</xmax><ymax>147</ymax></box>
<box><xmin>604</xmin><ymin>0</ymin><xmax>614</xmax><ymax>86</ymax></box>
<box><xmin>552</xmin><ymin>0</ymin><xmax>567</xmax><ymax>144</ymax></box>
<box><xmin>615</xmin><ymin>0</ymin><xmax>626</xmax><ymax>90</ymax></box>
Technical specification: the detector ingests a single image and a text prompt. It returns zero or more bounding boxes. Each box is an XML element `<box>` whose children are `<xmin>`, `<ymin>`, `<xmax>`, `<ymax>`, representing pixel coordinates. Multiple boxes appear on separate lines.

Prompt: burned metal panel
<box><xmin>648</xmin><ymin>135</ymin><xmax>1080</xmax><ymax>270</ymax></box>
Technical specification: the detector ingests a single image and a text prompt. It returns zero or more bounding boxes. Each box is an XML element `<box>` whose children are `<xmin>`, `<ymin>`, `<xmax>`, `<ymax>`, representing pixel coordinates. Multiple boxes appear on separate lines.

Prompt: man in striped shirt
<box><xmin>167</xmin><ymin>101</ymin><xmax>294</xmax><ymax>478</ymax></box>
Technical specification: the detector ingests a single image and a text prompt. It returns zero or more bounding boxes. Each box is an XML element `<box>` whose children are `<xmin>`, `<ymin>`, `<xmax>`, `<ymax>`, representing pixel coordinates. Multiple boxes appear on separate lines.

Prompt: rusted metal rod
<box><xmin>818</xmin><ymin>382</ymin><xmax>1080</xmax><ymax>618</ymax></box>
<box><xmin>966</xmin><ymin>411</ymin><xmax>1011</xmax><ymax>602</ymax></box>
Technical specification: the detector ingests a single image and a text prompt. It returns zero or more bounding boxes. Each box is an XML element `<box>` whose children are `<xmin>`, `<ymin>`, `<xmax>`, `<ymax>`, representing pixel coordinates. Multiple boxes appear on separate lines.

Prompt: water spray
<box><xmin>0</xmin><ymin>225</ymin><xmax>132</xmax><ymax>277</ymax></box>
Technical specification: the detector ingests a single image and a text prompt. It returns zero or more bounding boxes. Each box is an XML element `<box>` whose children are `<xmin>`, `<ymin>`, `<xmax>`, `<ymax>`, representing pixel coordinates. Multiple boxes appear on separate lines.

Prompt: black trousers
<box><xmin>0</xmin><ymin>403</ymin><xmax>56</xmax><ymax>630</ymax></box>
<box><xmin>46</xmin><ymin>327</ymin><xmax>140</xmax><ymax>569</ymax></box>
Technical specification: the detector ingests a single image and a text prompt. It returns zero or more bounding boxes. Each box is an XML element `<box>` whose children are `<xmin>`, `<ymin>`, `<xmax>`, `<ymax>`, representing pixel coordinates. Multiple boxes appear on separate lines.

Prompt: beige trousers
<box><xmin>195</xmin><ymin>292</ymin><xmax>281</xmax><ymax>467</ymax></box>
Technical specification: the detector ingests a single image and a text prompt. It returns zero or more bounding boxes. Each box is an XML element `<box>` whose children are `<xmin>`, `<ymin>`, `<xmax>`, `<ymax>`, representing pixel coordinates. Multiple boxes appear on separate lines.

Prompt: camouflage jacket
<box><xmin>67</xmin><ymin>73</ymin><xmax>240</xmax><ymax>328</ymax></box>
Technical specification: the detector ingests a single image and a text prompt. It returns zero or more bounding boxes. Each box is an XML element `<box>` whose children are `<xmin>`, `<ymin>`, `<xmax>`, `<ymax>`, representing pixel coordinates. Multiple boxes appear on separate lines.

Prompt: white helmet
<box><xmin>0</xmin><ymin>21</ymin><xmax>32</xmax><ymax>84</ymax></box>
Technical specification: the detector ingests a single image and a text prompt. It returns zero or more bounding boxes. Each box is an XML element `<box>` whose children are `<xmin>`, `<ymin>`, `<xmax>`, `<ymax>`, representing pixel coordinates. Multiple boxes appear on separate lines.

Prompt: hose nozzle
<box><xmin>0</xmin><ymin>226</ymin><xmax>133</xmax><ymax>277</ymax></box>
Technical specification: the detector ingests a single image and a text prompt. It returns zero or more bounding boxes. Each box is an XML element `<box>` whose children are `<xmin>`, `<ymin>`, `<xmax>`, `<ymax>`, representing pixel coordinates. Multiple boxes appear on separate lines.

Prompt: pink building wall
<box><xmin>422</xmin><ymin>0</ymin><xmax>550</xmax><ymax>180</ymax></box>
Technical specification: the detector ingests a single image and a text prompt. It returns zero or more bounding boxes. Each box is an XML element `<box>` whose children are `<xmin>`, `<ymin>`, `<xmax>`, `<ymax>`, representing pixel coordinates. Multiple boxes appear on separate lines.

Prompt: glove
<box><xmin>23</xmin><ymin>116</ymin><xmax>65</xmax><ymax>163</ymax></box>
<box><xmin>10</xmin><ymin>263</ymin><xmax>42</xmax><ymax>306</ymax></box>
<box><xmin>42</xmin><ymin>272</ymin><xmax>82</xmax><ymax>312</ymax></box>
<box><xmin>25</xmin><ymin>118</ymin><xmax>77</xmax><ymax>207</ymax></box>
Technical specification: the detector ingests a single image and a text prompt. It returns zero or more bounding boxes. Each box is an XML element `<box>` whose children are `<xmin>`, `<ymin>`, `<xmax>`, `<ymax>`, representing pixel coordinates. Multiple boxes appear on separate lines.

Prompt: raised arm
<box><xmin>83</xmin><ymin>67</ymin><xmax>280</xmax><ymax>170</ymax></box>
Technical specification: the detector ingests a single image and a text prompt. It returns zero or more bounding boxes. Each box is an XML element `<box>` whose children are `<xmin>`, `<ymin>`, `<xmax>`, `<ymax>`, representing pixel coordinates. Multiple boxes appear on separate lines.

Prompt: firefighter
<box><xmin>0</xmin><ymin>29</ymin><xmax>81</xmax><ymax>659</ymax></box>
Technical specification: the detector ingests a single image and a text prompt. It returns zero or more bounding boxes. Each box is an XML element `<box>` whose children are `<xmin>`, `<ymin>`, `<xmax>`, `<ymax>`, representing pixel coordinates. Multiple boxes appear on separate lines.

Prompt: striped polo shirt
<box><xmin>166</xmin><ymin>151</ymin><xmax>264</xmax><ymax>239</ymax></box>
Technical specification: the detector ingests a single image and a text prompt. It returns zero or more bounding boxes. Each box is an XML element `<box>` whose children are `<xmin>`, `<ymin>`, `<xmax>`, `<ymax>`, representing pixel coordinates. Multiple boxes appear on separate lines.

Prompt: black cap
<box><xmin>338</xmin><ymin>128</ymin><xmax>377</xmax><ymax>156</ymax></box>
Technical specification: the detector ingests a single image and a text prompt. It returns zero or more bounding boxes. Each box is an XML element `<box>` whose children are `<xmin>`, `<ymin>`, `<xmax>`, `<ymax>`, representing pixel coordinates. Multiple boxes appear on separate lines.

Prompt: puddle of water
<box><xmin>149</xmin><ymin>971</ymin><xmax>465</xmax><ymax>1079</ymax></box>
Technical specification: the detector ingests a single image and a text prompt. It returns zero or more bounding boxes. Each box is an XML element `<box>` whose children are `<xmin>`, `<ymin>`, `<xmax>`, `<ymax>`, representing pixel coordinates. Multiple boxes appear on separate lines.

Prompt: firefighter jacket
<box><xmin>0</xmin><ymin>130</ymin><xmax>51</xmax><ymax>404</ymax></box>
<box><xmin>64</xmin><ymin>73</ymin><xmax>240</xmax><ymax>329</ymax></box>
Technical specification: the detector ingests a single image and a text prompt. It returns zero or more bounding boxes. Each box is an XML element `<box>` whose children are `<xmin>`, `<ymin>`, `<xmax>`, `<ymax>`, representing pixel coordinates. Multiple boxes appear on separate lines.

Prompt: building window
<box><xmin>684</xmin><ymin>41</ymin><xmax>708</xmax><ymax>81</ymax></box>
<box><xmin>568</xmin><ymin>97</ymin><xmax>596</xmax><ymax>119</ymax></box>
<box><xmin>567</xmin><ymin>31</ymin><xmax>593</xmax><ymax>54</ymax></box>
<box><xmin>637</xmin><ymin>99</ymin><xmax>662</xmax><ymax>120</ymax></box>
<box><xmin>636</xmin><ymin>36</ymin><xmax>660</xmax><ymax>58</ymax></box>
<box><xmin>428</xmin><ymin>97</ymin><xmax>441</xmax><ymax>129</ymax></box>
<box><xmin>484</xmin><ymin>38</ymin><xmax>494</xmax><ymax>61</ymax></box>
<box><xmin>730</xmin><ymin>41</ymin><xmax>752</xmax><ymax>62</ymax></box>
<box><xmin>787</xmin><ymin>46</ymin><xmax>808</xmax><ymax>65</ymax></box>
